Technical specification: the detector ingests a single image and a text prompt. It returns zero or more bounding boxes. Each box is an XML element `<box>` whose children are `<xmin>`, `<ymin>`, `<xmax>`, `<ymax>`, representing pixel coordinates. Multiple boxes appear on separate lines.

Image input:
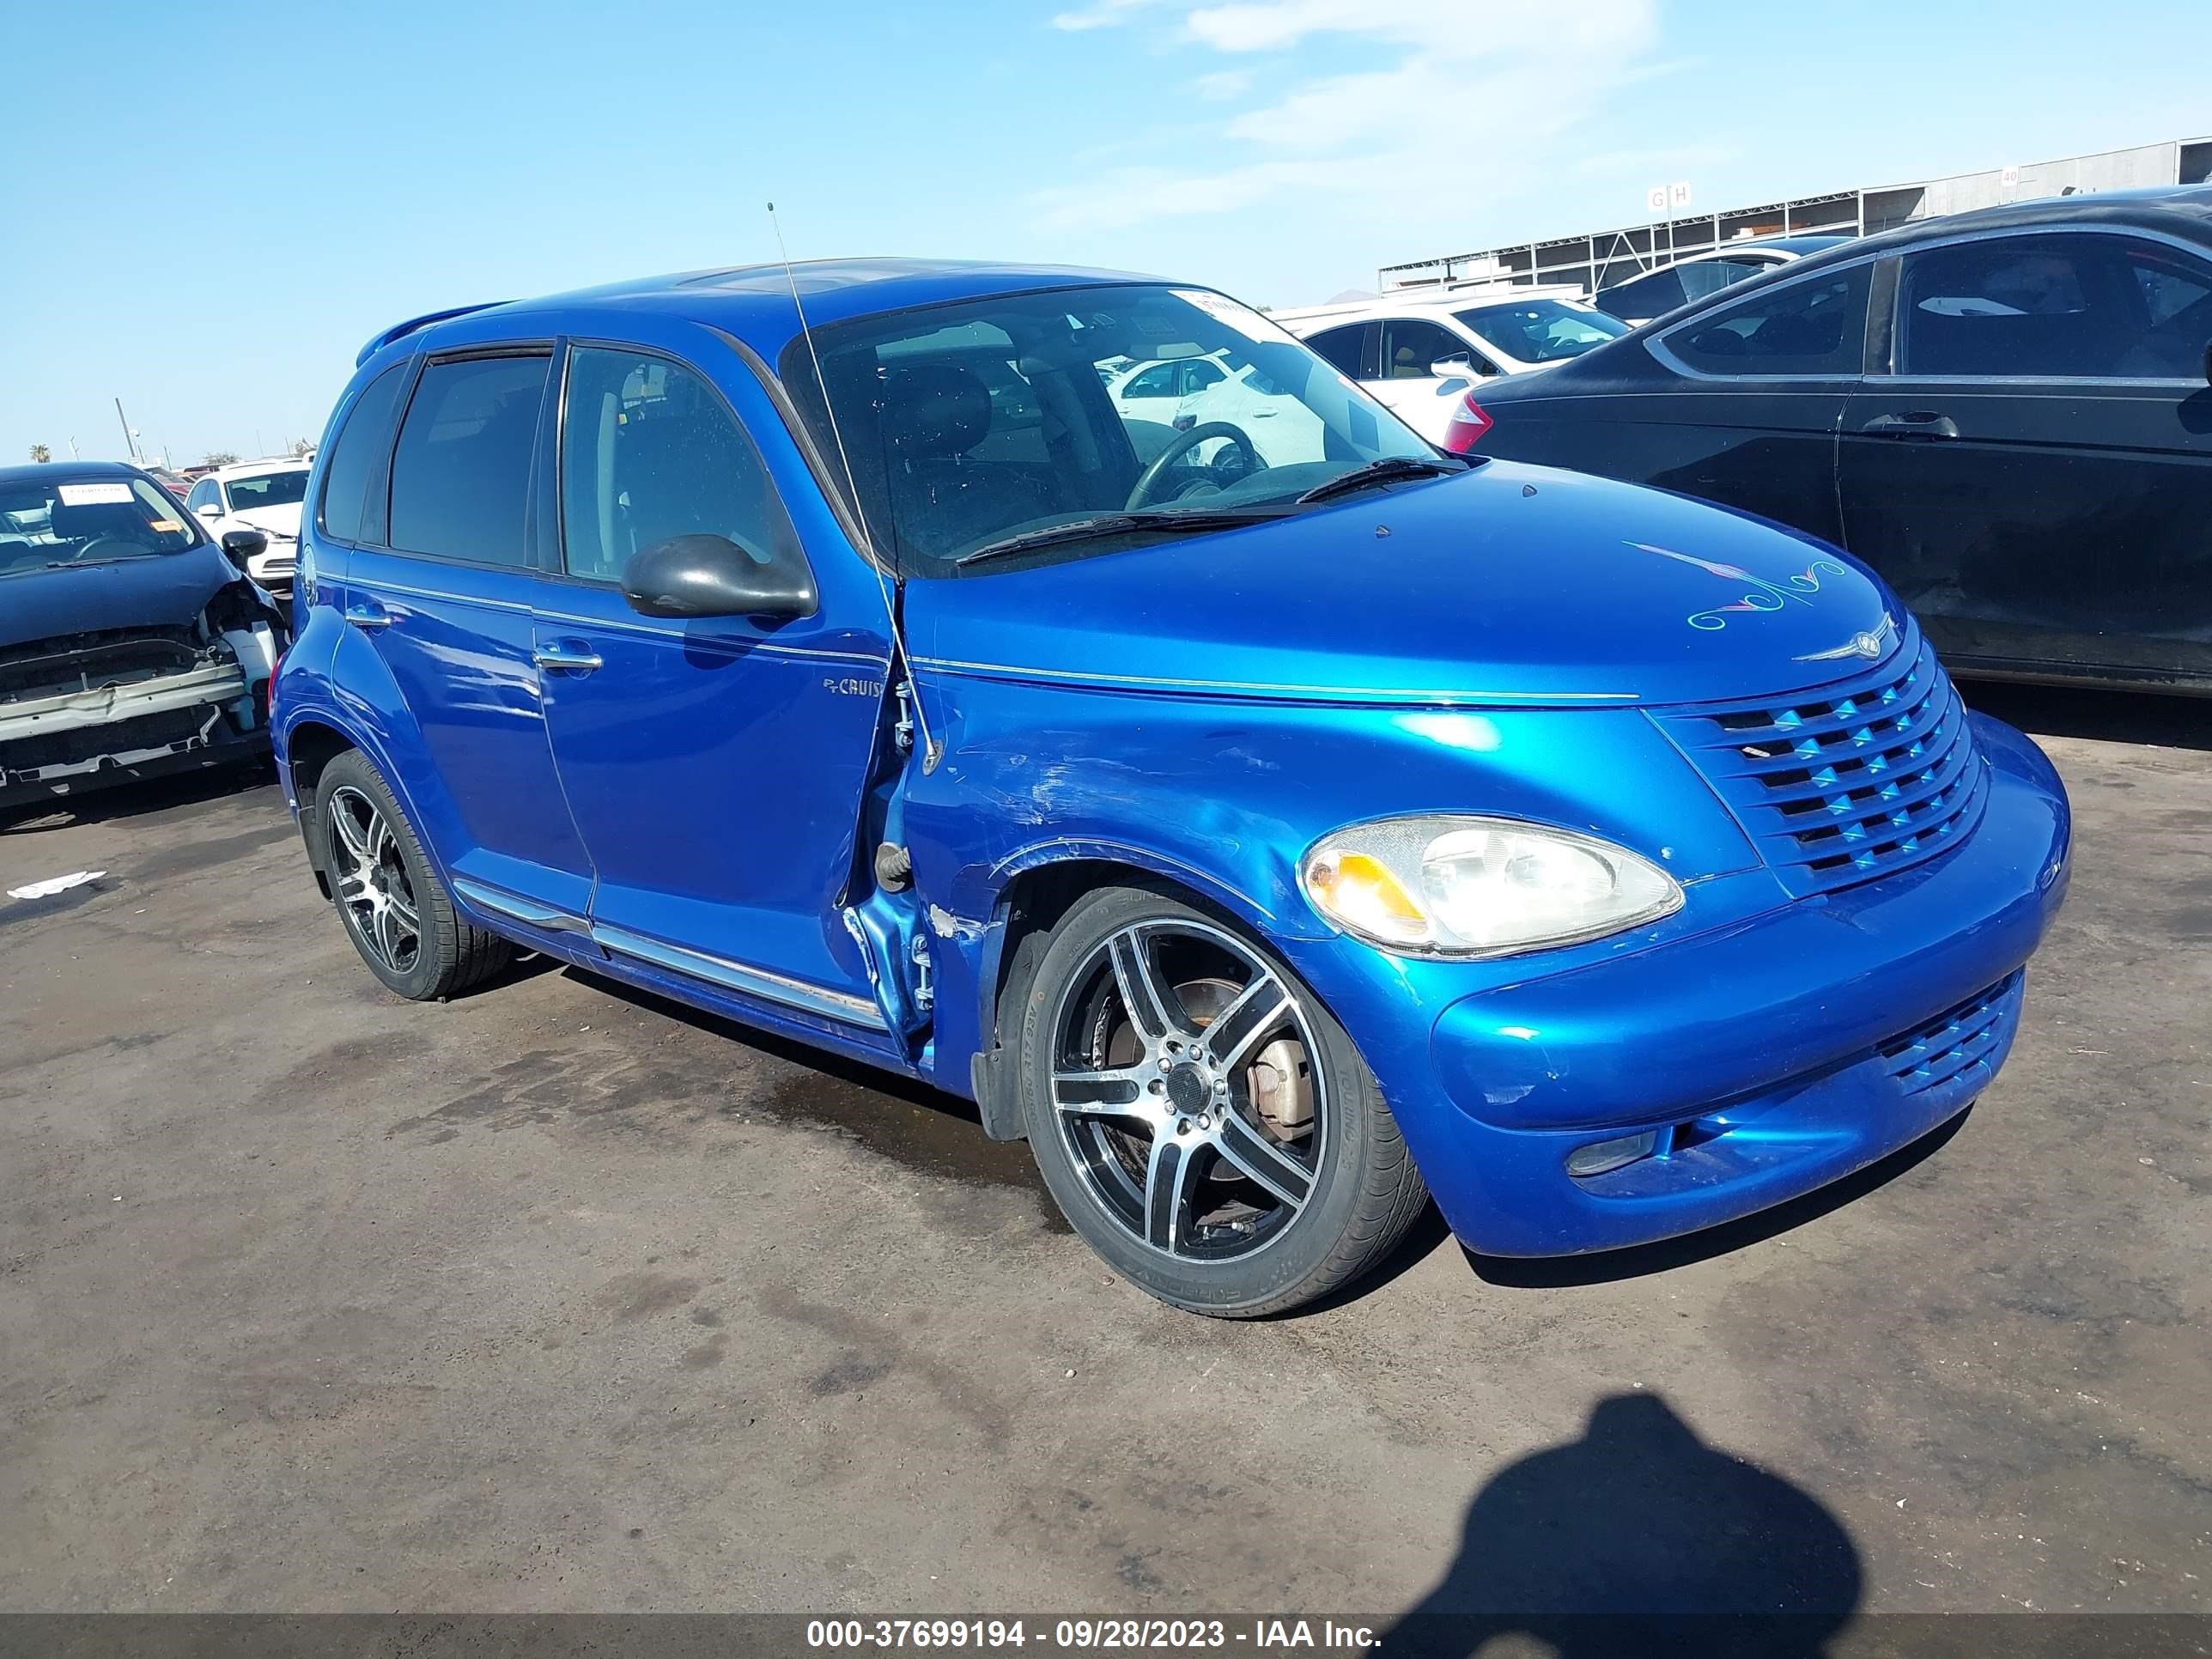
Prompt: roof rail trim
<box><xmin>356</xmin><ymin>301</ymin><xmax>507</xmax><ymax>367</ymax></box>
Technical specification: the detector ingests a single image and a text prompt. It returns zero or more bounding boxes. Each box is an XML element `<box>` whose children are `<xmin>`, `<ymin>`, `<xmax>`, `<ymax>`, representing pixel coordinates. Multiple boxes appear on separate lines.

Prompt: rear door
<box><xmin>532</xmin><ymin>332</ymin><xmax>894</xmax><ymax>1028</ymax></box>
<box><xmin>340</xmin><ymin>347</ymin><xmax>597</xmax><ymax>918</ymax></box>
<box><xmin>1838</xmin><ymin>230</ymin><xmax>2212</xmax><ymax>685</ymax></box>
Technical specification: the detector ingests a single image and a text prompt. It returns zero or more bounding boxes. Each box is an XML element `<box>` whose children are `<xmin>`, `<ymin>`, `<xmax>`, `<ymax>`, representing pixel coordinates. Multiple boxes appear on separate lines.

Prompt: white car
<box><xmin>185</xmin><ymin>459</ymin><xmax>310</xmax><ymax>593</ymax></box>
<box><xmin>1276</xmin><ymin>290</ymin><xmax>1629</xmax><ymax>444</ymax></box>
<box><xmin>1104</xmin><ymin>349</ymin><xmax>1326</xmax><ymax>470</ymax></box>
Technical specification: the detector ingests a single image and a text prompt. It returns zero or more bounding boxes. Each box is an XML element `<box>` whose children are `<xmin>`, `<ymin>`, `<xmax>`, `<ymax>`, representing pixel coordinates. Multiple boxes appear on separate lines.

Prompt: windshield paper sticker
<box><xmin>1173</xmin><ymin>289</ymin><xmax>1300</xmax><ymax>345</ymax></box>
<box><xmin>57</xmin><ymin>482</ymin><xmax>134</xmax><ymax>506</ymax></box>
<box><xmin>1626</xmin><ymin>542</ymin><xmax>1851</xmax><ymax>632</ymax></box>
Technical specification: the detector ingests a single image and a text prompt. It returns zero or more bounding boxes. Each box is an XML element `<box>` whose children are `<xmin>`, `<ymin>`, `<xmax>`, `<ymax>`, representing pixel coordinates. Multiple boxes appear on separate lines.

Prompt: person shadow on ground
<box><xmin>1381</xmin><ymin>1392</ymin><xmax>1863</xmax><ymax>1659</ymax></box>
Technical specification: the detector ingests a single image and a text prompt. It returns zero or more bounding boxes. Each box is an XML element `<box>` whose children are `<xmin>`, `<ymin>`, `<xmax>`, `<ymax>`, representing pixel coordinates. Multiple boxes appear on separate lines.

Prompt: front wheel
<box><xmin>314</xmin><ymin>750</ymin><xmax>512</xmax><ymax>1000</ymax></box>
<box><xmin>1012</xmin><ymin>884</ymin><xmax>1428</xmax><ymax>1316</ymax></box>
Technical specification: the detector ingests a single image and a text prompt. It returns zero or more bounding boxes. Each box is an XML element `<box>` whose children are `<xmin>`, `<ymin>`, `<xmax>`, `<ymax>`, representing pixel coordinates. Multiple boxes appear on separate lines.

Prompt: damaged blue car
<box><xmin>2</xmin><ymin>462</ymin><xmax>285</xmax><ymax>815</ymax></box>
<box><xmin>272</xmin><ymin>263</ymin><xmax>2071</xmax><ymax>1315</ymax></box>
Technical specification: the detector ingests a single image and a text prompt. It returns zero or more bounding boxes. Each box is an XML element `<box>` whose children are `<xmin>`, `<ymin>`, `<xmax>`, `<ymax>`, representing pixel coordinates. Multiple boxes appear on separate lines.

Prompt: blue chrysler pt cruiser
<box><xmin>273</xmin><ymin>261</ymin><xmax>2071</xmax><ymax>1316</ymax></box>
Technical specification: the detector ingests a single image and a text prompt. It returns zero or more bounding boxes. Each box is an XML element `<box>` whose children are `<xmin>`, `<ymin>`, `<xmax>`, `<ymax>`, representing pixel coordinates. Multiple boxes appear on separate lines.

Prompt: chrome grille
<box><xmin>1656</xmin><ymin>624</ymin><xmax>1990</xmax><ymax>896</ymax></box>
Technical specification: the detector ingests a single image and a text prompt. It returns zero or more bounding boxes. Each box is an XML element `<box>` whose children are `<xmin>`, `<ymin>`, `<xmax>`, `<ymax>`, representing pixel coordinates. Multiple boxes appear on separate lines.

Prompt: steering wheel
<box><xmin>1126</xmin><ymin>422</ymin><xmax>1260</xmax><ymax>510</ymax></box>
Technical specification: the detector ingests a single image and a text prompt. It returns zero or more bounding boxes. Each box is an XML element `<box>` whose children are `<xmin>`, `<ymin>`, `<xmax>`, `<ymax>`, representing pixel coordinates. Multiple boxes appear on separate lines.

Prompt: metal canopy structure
<box><xmin>1377</xmin><ymin>136</ymin><xmax>2212</xmax><ymax>295</ymax></box>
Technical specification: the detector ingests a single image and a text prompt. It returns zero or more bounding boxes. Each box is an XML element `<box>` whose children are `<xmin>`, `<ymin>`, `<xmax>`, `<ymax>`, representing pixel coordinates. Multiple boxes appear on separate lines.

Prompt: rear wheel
<box><xmin>1012</xmin><ymin>884</ymin><xmax>1428</xmax><ymax>1316</ymax></box>
<box><xmin>315</xmin><ymin>750</ymin><xmax>511</xmax><ymax>1000</ymax></box>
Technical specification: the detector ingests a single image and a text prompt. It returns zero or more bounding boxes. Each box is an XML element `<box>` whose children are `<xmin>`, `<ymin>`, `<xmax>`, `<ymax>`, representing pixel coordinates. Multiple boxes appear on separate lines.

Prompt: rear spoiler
<box><xmin>356</xmin><ymin>301</ymin><xmax>507</xmax><ymax>367</ymax></box>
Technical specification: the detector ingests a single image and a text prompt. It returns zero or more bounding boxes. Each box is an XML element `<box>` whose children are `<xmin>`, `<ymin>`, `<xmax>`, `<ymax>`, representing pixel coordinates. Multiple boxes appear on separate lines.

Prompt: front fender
<box><xmin>903</xmin><ymin>676</ymin><xmax>1766</xmax><ymax>1095</ymax></box>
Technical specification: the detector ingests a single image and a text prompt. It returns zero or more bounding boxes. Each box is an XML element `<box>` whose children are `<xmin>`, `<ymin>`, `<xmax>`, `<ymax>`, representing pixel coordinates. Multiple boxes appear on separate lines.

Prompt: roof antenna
<box><xmin>769</xmin><ymin>202</ymin><xmax>941</xmax><ymax>773</ymax></box>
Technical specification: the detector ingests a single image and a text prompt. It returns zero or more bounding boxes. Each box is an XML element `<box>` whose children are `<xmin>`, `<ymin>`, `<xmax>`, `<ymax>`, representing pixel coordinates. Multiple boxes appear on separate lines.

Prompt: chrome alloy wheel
<box><xmin>326</xmin><ymin>784</ymin><xmax>422</xmax><ymax>976</ymax></box>
<box><xmin>1048</xmin><ymin>919</ymin><xmax>1325</xmax><ymax>1262</ymax></box>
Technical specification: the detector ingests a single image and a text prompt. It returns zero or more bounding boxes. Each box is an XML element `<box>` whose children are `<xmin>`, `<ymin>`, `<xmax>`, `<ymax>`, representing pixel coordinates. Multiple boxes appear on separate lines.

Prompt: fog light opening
<box><xmin>1565</xmin><ymin>1127</ymin><xmax>1661</xmax><ymax>1180</ymax></box>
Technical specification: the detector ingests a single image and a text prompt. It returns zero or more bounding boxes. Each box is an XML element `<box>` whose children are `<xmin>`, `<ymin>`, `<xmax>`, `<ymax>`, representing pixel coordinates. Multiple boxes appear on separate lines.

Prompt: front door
<box><xmin>1620</xmin><ymin>259</ymin><xmax>1875</xmax><ymax>546</ymax></box>
<box><xmin>532</xmin><ymin>337</ymin><xmax>893</xmax><ymax>1022</ymax></box>
<box><xmin>1838</xmin><ymin>230</ymin><xmax>2212</xmax><ymax>684</ymax></box>
<box><xmin>1368</xmin><ymin>316</ymin><xmax>1482</xmax><ymax>444</ymax></box>
<box><xmin>343</xmin><ymin>347</ymin><xmax>596</xmax><ymax>919</ymax></box>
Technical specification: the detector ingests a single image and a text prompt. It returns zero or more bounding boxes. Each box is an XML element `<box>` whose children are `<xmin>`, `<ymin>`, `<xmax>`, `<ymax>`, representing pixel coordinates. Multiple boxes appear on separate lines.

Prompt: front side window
<box><xmin>1380</xmin><ymin>318</ymin><xmax>1466</xmax><ymax>379</ymax></box>
<box><xmin>558</xmin><ymin>346</ymin><xmax>800</xmax><ymax>584</ymax></box>
<box><xmin>781</xmin><ymin>284</ymin><xmax>1441</xmax><ymax>576</ymax></box>
<box><xmin>186</xmin><ymin>478</ymin><xmax>219</xmax><ymax>514</ymax></box>
<box><xmin>1664</xmin><ymin>263</ymin><xmax>1871</xmax><ymax>376</ymax></box>
<box><xmin>1121</xmin><ymin>362</ymin><xmax>1179</xmax><ymax>398</ymax></box>
<box><xmin>1596</xmin><ymin>267</ymin><xmax>1686</xmax><ymax>319</ymax></box>
<box><xmin>1897</xmin><ymin>234</ymin><xmax>2212</xmax><ymax>380</ymax></box>
<box><xmin>1304</xmin><ymin>323</ymin><xmax>1369</xmax><ymax>377</ymax></box>
<box><xmin>1454</xmin><ymin>299</ymin><xmax>1626</xmax><ymax>365</ymax></box>
<box><xmin>387</xmin><ymin>354</ymin><xmax>550</xmax><ymax>565</ymax></box>
<box><xmin>0</xmin><ymin>474</ymin><xmax>203</xmax><ymax>579</ymax></box>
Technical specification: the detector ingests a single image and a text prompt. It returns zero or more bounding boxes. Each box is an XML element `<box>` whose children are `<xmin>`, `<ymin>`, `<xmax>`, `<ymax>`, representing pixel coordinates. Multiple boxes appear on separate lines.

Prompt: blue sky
<box><xmin>3</xmin><ymin>0</ymin><xmax>2208</xmax><ymax>464</ymax></box>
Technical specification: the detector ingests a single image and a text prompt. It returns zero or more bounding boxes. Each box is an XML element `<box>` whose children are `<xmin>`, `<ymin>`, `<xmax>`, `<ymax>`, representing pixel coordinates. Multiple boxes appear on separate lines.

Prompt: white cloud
<box><xmin>1051</xmin><ymin>0</ymin><xmax>1164</xmax><ymax>31</ymax></box>
<box><xmin>1029</xmin><ymin>0</ymin><xmax>1665</xmax><ymax>297</ymax></box>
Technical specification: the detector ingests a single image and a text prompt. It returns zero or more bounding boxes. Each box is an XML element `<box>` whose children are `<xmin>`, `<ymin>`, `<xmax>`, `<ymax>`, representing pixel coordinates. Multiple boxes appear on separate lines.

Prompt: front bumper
<box><xmin>1321</xmin><ymin>715</ymin><xmax>2071</xmax><ymax>1256</ymax></box>
<box><xmin>0</xmin><ymin>659</ymin><xmax>267</xmax><ymax>810</ymax></box>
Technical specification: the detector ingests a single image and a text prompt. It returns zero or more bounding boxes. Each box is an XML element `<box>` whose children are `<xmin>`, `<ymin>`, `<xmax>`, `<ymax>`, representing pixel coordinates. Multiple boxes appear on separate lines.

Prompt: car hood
<box><xmin>227</xmin><ymin>502</ymin><xmax>301</xmax><ymax>538</ymax></box>
<box><xmin>909</xmin><ymin>459</ymin><xmax>1895</xmax><ymax>709</ymax></box>
<box><xmin>0</xmin><ymin>542</ymin><xmax>243</xmax><ymax>651</ymax></box>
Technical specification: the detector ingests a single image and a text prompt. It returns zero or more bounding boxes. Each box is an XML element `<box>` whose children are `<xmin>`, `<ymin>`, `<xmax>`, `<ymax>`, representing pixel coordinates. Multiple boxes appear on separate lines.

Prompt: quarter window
<box><xmin>387</xmin><ymin>354</ymin><xmax>550</xmax><ymax>565</ymax></box>
<box><xmin>317</xmin><ymin>361</ymin><xmax>411</xmax><ymax>544</ymax></box>
<box><xmin>1897</xmin><ymin>234</ymin><xmax>2212</xmax><ymax>379</ymax></box>
<box><xmin>1666</xmin><ymin>264</ymin><xmax>1871</xmax><ymax>376</ymax></box>
<box><xmin>557</xmin><ymin>346</ymin><xmax>799</xmax><ymax>585</ymax></box>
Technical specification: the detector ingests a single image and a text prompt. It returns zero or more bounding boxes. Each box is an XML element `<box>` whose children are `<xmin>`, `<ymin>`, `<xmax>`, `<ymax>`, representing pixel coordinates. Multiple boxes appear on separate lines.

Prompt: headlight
<box><xmin>1301</xmin><ymin>815</ymin><xmax>1682</xmax><ymax>958</ymax></box>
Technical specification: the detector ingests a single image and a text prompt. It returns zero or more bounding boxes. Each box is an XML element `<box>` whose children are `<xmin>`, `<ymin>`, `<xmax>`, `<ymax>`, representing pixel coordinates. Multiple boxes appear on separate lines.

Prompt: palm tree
<box><xmin>27</xmin><ymin>443</ymin><xmax>51</xmax><ymax>464</ymax></box>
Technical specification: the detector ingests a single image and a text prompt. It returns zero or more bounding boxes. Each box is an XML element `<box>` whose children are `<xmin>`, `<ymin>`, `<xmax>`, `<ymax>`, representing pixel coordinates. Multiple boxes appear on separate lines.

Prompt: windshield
<box><xmin>224</xmin><ymin>469</ymin><xmax>311</xmax><ymax>510</ymax></box>
<box><xmin>0</xmin><ymin>473</ymin><xmax>204</xmax><ymax>578</ymax></box>
<box><xmin>781</xmin><ymin>283</ymin><xmax>1443</xmax><ymax>575</ymax></box>
<box><xmin>1454</xmin><ymin>299</ymin><xmax>1628</xmax><ymax>364</ymax></box>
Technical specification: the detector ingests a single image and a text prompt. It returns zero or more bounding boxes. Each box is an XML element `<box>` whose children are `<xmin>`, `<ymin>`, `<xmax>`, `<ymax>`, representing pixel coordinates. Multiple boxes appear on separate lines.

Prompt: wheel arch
<box><xmin>963</xmin><ymin>847</ymin><xmax>1301</xmax><ymax>1142</ymax></box>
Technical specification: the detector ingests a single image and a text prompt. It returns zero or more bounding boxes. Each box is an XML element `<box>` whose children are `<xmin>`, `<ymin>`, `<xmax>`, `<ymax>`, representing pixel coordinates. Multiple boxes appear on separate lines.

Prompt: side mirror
<box><xmin>620</xmin><ymin>533</ymin><xmax>817</xmax><ymax>621</ymax></box>
<box><xmin>198</xmin><ymin>503</ymin><xmax>224</xmax><ymax>520</ymax></box>
<box><xmin>220</xmin><ymin>526</ymin><xmax>269</xmax><ymax>560</ymax></box>
<box><xmin>1430</xmin><ymin>354</ymin><xmax>1476</xmax><ymax>380</ymax></box>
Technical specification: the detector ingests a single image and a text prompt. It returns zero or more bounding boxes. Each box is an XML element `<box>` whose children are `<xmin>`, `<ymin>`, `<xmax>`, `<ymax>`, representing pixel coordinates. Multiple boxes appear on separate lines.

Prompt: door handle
<box><xmin>532</xmin><ymin>641</ymin><xmax>603</xmax><ymax>674</ymax></box>
<box><xmin>343</xmin><ymin>600</ymin><xmax>391</xmax><ymax>631</ymax></box>
<box><xmin>1859</xmin><ymin>411</ymin><xmax>1959</xmax><ymax>441</ymax></box>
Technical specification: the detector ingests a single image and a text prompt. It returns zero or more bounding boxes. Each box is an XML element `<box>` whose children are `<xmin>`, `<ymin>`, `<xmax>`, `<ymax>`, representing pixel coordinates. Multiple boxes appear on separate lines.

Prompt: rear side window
<box><xmin>387</xmin><ymin>354</ymin><xmax>550</xmax><ymax>564</ymax></box>
<box><xmin>1304</xmin><ymin>324</ymin><xmax>1369</xmax><ymax>378</ymax></box>
<box><xmin>1664</xmin><ymin>264</ymin><xmax>1871</xmax><ymax>377</ymax></box>
<box><xmin>557</xmin><ymin>346</ymin><xmax>799</xmax><ymax>584</ymax></box>
<box><xmin>1897</xmin><ymin>234</ymin><xmax>2212</xmax><ymax>380</ymax></box>
<box><xmin>316</xmin><ymin>362</ymin><xmax>410</xmax><ymax>544</ymax></box>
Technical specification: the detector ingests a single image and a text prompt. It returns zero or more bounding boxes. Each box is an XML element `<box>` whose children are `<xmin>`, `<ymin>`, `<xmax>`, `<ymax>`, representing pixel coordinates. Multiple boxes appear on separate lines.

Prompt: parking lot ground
<box><xmin>1</xmin><ymin>685</ymin><xmax>2207</xmax><ymax>1622</ymax></box>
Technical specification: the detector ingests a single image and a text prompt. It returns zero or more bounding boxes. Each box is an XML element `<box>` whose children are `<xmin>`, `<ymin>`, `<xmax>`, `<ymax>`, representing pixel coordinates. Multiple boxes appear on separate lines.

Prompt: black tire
<box><xmin>1012</xmin><ymin>883</ymin><xmax>1428</xmax><ymax>1316</ymax></box>
<box><xmin>314</xmin><ymin>749</ymin><xmax>512</xmax><ymax>1000</ymax></box>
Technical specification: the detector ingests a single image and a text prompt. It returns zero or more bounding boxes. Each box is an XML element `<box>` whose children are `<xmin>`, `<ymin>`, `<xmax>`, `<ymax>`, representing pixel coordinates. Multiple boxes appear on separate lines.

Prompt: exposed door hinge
<box><xmin>893</xmin><ymin>682</ymin><xmax>915</xmax><ymax>752</ymax></box>
<box><xmin>909</xmin><ymin>932</ymin><xmax>934</xmax><ymax>1012</ymax></box>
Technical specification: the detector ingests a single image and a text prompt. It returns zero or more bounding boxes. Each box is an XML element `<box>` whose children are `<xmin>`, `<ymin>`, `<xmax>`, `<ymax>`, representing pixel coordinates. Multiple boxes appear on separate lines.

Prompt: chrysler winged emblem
<box><xmin>1796</xmin><ymin>615</ymin><xmax>1897</xmax><ymax>664</ymax></box>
